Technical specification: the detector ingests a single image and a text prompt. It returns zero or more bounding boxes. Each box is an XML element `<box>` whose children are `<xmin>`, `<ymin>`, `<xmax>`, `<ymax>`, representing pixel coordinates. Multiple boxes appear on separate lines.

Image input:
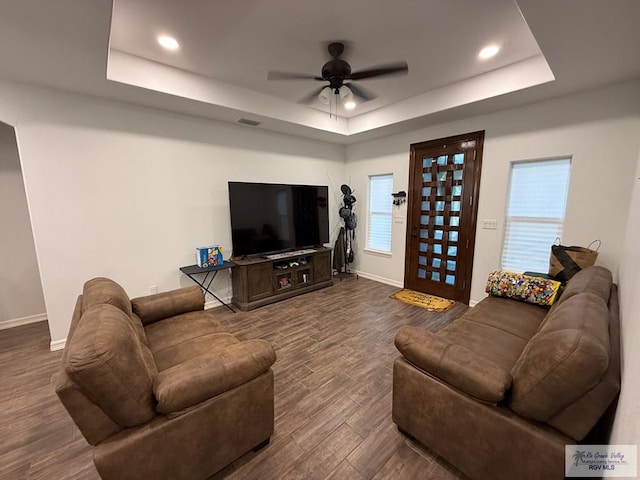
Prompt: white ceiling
<box><xmin>0</xmin><ymin>0</ymin><xmax>639</xmax><ymax>144</ymax></box>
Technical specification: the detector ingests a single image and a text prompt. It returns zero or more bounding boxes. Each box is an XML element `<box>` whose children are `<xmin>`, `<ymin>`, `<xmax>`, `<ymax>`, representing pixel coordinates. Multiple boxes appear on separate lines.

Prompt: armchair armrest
<box><xmin>131</xmin><ymin>286</ymin><xmax>204</xmax><ymax>325</ymax></box>
<box><xmin>154</xmin><ymin>339</ymin><xmax>276</xmax><ymax>414</ymax></box>
<box><xmin>394</xmin><ymin>326</ymin><xmax>511</xmax><ymax>403</ymax></box>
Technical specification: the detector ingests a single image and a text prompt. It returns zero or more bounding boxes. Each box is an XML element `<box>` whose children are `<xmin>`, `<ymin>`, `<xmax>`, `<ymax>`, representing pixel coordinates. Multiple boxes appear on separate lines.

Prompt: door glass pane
<box><xmin>437</xmin><ymin>171</ymin><xmax>447</xmax><ymax>182</ymax></box>
<box><xmin>453</xmin><ymin>170</ymin><xmax>463</xmax><ymax>181</ymax></box>
<box><xmin>451</xmin><ymin>201</ymin><xmax>461</xmax><ymax>211</ymax></box>
<box><xmin>437</xmin><ymin>155</ymin><xmax>447</xmax><ymax>165</ymax></box>
<box><xmin>435</xmin><ymin>201</ymin><xmax>444</xmax><ymax>211</ymax></box>
<box><xmin>454</xmin><ymin>153</ymin><xmax>464</xmax><ymax>164</ymax></box>
<box><xmin>435</xmin><ymin>230</ymin><xmax>443</xmax><ymax>240</ymax></box>
<box><xmin>420</xmin><ymin>229</ymin><xmax>428</xmax><ymax>239</ymax></box>
<box><xmin>431</xmin><ymin>272</ymin><xmax>440</xmax><ymax>281</ymax></box>
<box><xmin>421</xmin><ymin>215</ymin><xmax>429</xmax><ymax>225</ymax></box>
<box><xmin>418</xmin><ymin>269</ymin><xmax>426</xmax><ymax>279</ymax></box>
<box><xmin>447</xmin><ymin>246</ymin><xmax>457</xmax><ymax>256</ymax></box>
<box><xmin>433</xmin><ymin>244</ymin><xmax>442</xmax><ymax>254</ymax></box>
<box><xmin>419</xmin><ymin>242</ymin><xmax>427</xmax><ymax>252</ymax></box>
<box><xmin>447</xmin><ymin>260</ymin><xmax>456</xmax><ymax>271</ymax></box>
<box><xmin>423</xmin><ymin>173</ymin><xmax>432</xmax><ymax>182</ymax></box>
<box><xmin>449</xmin><ymin>231</ymin><xmax>458</xmax><ymax>242</ymax></box>
<box><xmin>422</xmin><ymin>187</ymin><xmax>431</xmax><ymax>196</ymax></box>
<box><xmin>437</xmin><ymin>187</ymin><xmax>446</xmax><ymax>196</ymax></box>
<box><xmin>450</xmin><ymin>216</ymin><xmax>460</xmax><ymax>227</ymax></box>
<box><xmin>452</xmin><ymin>185</ymin><xmax>462</xmax><ymax>196</ymax></box>
<box><xmin>419</xmin><ymin>256</ymin><xmax>427</xmax><ymax>266</ymax></box>
<box><xmin>421</xmin><ymin>201</ymin><xmax>430</xmax><ymax>211</ymax></box>
<box><xmin>432</xmin><ymin>258</ymin><xmax>441</xmax><ymax>268</ymax></box>
<box><xmin>446</xmin><ymin>274</ymin><xmax>455</xmax><ymax>285</ymax></box>
<box><xmin>435</xmin><ymin>216</ymin><xmax>444</xmax><ymax>226</ymax></box>
<box><xmin>423</xmin><ymin>158</ymin><xmax>433</xmax><ymax>168</ymax></box>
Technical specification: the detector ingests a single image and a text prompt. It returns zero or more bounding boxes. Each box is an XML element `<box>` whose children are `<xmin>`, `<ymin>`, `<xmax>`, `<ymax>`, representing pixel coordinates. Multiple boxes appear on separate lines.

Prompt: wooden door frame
<box><xmin>404</xmin><ymin>131</ymin><xmax>484</xmax><ymax>304</ymax></box>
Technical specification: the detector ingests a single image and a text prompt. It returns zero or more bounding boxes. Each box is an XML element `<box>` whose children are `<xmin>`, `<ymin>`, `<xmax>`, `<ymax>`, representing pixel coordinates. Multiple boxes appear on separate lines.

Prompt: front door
<box><xmin>404</xmin><ymin>131</ymin><xmax>484</xmax><ymax>304</ymax></box>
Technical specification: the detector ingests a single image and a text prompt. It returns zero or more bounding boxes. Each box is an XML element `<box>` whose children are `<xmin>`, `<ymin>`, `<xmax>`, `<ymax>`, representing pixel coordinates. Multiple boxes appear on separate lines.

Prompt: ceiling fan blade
<box><xmin>349</xmin><ymin>61</ymin><xmax>408</xmax><ymax>81</ymax></box>
<box><xmin>299</xmin><ymin>86</ymin><xmax>327</xmax><ymax>104</ymax></box>
<box><xmin>346</xmin><ymin>82</ymin><xmax>376</xmax><ymax>102</ymax></box>
<box><xmin>267</xmin><ymin>71</ymin><xmax>323</xmax><ymax>81</ymax></box>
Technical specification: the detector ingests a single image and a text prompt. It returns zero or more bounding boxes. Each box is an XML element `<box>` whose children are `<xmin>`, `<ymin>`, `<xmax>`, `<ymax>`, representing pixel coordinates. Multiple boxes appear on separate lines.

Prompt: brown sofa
<box><xmin>56</xmin><ymin>277</ymin><xmax>276</xmax><ymax>480</ymax></box>
<box><xmin>392</xmin><ymin>266</ymin><xmax>620</xmax><ymax>480</ymax></box>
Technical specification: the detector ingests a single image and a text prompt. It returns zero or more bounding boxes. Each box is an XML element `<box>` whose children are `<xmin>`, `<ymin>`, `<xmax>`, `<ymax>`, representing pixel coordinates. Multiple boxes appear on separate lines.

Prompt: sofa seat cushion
<box><xmin>395</xmin><ymin>326</ymin><xmax>512</xmax><ymax>402</ymax></box>
<box><xmin>438</xmin><ymin>297</ymin><xmax>546</xmax><ymax>371</ymax></box>
<box><xmin>510</xmin><ymin>293</ymin><xmax>610</xmax><ymax>421</ymax></box>
<box><xmin>145</xmin><ymin>310</ymin><xmax>226</xmax><ymax>356</ymax></box>
<box><xmin>153</xmin><ymin>333</ymin><xmax>240</xmax><ymax>372</ymax></box>
<box><xmin>65</xmin><ymin>304</ymin><xmax>157</xmax><ymax>427</ymax></box>
<box><xmin>459</xmin><ymin>296</ymin><xmax>546</xmax><ymax>341</ymax></box>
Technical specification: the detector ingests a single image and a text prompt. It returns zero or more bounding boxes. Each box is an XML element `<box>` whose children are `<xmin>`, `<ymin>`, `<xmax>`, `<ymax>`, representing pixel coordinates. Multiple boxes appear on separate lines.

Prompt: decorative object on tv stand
<box><xmin>333</xmin><ymin>184</ymin><xmax>358</xmax><ymax>277</ymax></box>
<box><xmin>196</xmin><ymin>245</ymin><xmax>224</xmax><ymax>268</ymax></box>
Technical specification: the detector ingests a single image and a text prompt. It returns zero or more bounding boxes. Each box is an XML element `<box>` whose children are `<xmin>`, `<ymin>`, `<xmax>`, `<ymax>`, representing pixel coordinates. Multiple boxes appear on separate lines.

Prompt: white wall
<box><xmin>346</xmin><ymin>79</ymin><xmax>640</xmax><ymax>303</ymax></box>
<box><xmin>0</xmin><ymin>80</ymin><xmax>346</xmax><ymax>345</ymax></box>
<box><xmin>0</xmin><ymin>123</ymin><xmax>46</xmax><ymax>324</ymax></box>
<box><xmin>610</xmin><ymin>141</ymin><xmax>640</xmax><ymax>448</ymax></box>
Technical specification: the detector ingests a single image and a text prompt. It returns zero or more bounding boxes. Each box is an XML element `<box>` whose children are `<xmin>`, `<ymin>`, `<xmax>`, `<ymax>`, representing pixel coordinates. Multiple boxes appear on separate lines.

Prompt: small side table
<box><xmin>179</xmin><ymin>261</ymin><xmax>236</xmax><ymax>313</ymax></box>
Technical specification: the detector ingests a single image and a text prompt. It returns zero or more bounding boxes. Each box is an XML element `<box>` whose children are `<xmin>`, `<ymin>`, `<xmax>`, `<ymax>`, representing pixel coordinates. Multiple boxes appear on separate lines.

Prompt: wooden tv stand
<box><xmin>231</xmin><ymin>247</ymin><xmax>333</xmax><ymax>311</ymax></box>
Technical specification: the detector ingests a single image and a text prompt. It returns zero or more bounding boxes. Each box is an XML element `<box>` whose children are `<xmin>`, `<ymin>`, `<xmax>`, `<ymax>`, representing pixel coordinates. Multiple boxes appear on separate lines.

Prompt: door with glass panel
<box><xmin>405</xmin><ymin>131</ymin><xmax>484</xmax><ymax>304</ymax></box>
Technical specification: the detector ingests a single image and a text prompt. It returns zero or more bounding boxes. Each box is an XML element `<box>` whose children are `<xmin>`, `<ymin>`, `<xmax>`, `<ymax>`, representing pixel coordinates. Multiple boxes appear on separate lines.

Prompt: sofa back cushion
<box><xmin>65</xmin><ymin>303</ymin><xmax>157</xmax><ymax>427</ymax></box>
<box><xmin>82</xmin><ymin>277</ymin><xmax>132</xmax><ymax>318</ymax></box>
<box><xmin>556</xmin><ymin>266</ymin><xmax>612</xmax><ymax>304</ymax></box>
<box><xmin>509</xmin><ymin>293</ymin><xmax>610</xmax><ymax>421</ymax></box>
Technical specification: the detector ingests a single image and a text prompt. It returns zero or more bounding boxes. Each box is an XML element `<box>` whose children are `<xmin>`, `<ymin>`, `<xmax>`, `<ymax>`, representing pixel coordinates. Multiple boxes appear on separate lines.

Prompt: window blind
<box><xmin>501</xmin><ymin>159</ymin><xmax>571</xmax><ymax>272</ymax></box>
<box><xmin>367</xmin><ymin>174</ymin><xmax>393</xmax><ymax>252</ymax></box>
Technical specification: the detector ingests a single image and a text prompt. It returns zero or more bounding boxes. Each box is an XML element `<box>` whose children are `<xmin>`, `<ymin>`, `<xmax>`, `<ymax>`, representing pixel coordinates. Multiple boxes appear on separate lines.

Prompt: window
<box><xmin>366</xmin><ymin>174</ymin><xmax>393</xmax><ymax>252</ymax></box>
<box><xmin>501</xmin><ymin>158</ymin><xmax>571</xmax><ymax>272</ymax></box>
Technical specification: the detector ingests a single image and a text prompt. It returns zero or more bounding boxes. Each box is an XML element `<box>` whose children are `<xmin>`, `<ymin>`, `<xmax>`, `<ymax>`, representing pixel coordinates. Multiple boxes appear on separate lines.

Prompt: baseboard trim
<box><xmin>204</xmin><ymin>295</ymin><xmax>233</xmax><ymax>310</ymax></box>
<box><xmin>0</xmin><ymin>313</ymin><xmax>47</xmax><ymax>331</ymax></box>
<box><xmin>352</xmin><ymin>271</ymin><xmax>404</xmax><ymax>289</ymax></box>
<box><xmin>469</xmin><ymin>300</ymin><xmax>479</xmax><ymax>307</ymax></box>
<box><xmin>50</xmin><ymin>338</ymin><xmax>66</xmax><ymax>351</ymax></box>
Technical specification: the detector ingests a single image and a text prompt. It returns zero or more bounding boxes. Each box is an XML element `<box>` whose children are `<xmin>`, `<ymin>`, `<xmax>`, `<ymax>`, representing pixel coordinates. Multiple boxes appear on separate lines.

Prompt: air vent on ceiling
<box><xmin>237</xmin><ymin>118</ymin><xmax>261</xmax><ymax>127</ymax></box>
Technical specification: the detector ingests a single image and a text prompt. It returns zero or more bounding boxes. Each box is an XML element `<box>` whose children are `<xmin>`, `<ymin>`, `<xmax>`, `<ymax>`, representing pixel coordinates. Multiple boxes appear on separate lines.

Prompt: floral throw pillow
<box><xmin>485</xmin><ymin>271</ymin><xmax>561</xmax><ymax>307</ymax></box>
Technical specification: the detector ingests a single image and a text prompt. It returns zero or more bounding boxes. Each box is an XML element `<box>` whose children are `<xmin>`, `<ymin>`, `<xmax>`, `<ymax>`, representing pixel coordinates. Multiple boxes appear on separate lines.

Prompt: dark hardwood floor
<box><xmin>0</xmin><ymin>277</ymin><xmax>470</xmax><ymax>480</ymax></box>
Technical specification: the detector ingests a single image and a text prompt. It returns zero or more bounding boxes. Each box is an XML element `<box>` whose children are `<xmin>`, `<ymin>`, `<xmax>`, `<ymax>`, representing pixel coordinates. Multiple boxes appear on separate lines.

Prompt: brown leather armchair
<box><xmin>56</xmin><ymin>277</ymin><xmax>276</xmax><ymax>480</ymax></box>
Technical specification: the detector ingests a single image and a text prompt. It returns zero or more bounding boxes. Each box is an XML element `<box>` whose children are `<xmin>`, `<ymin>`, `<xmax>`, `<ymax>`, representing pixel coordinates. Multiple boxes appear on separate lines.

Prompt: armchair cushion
<box><xmin>154</xmin><ymin>339</ymin><xmax>276</xmax><ymax>414</ymax></box>
<box><xmin>395</xmin><ymin>326</ymin><xmax>512</xmax><ymax>403</ymax></box>
<box><xmin>65</xmin><ymin>304</ymin><xmax>157</xmax><ymax>427</ymax></box>
<box><xmin>82</xmin><ymin>277</ymin><xmax>132</xmax><ymax>317</ymax></box>
<box><xmin>131</xmin><ymin>286</ymin><xmax>204</xmax><ymax>325</ymax></box>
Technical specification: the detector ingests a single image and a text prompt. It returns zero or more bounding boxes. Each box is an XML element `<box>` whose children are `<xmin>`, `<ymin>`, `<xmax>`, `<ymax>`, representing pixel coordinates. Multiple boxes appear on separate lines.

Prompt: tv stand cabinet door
<box><xmin>233</xmin><ymin>263</ymin><xmax>273</xmax><ymax>304</ymax></box>
<box><xmin>313</xmin><ymin>250</ymin><xmax>332</xmax><ymax>283</ymax></box>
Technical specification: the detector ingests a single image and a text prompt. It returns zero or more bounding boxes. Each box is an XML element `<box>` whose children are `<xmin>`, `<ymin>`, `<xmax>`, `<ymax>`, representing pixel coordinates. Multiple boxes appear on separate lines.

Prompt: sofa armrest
<box><xmin>394</xmin><ymin>326</ymin><xmax>512</xmax><ymax>403</ymax></box>
<box><xmin>153</xmin><ymin>339</ymin><xmax>276</xmax><ymax>414</ymax></box>
<box><xmin>131</xmin><ymin>286</ymin><xmax>204</xmax><ymax>325</ymax></box>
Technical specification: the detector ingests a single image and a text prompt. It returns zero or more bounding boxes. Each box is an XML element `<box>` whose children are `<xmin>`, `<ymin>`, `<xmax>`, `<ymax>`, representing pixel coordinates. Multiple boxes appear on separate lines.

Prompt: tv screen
<box><xmin>228</xmin><ymin>182</ymin><xmax>329</xmax><ymax>257</ymax></box>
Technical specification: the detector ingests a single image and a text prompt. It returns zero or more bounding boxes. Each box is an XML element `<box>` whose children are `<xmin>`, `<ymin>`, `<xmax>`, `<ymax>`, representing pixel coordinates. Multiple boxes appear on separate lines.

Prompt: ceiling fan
<box><xmin>267</xmin><ymin>42</ymin><xmax>408</xmax><ymax>105</ymax></box>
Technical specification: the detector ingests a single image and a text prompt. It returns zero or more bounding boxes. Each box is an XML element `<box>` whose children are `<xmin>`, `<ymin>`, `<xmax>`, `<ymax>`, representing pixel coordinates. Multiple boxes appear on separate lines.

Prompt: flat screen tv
<box><xmin>228</xmin><ymin>182</ymin><xmax>330</xmax><ymax>257</ymax></box>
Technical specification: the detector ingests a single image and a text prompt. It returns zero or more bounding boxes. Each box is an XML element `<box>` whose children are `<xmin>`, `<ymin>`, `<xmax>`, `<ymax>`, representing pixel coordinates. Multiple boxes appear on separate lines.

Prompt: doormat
<box><xmin>390</xmin><ymin>289</ymin><xmax>454</xmax><ymax>312</ymax></box>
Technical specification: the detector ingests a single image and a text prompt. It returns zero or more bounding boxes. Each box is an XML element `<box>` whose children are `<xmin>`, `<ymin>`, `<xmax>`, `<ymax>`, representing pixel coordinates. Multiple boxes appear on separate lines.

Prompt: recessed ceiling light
<box><xmin>158</xmin><ymin>35</ymin><xmax>180</xmax><ymax>51</ymax></box>
<box><xmin>344</xmin><ymin>101</ymin><xmax>356</xmax><ymax>110</ymax></box>
<box><xmin>478</xmin><ymin>44</ymin><xmax>500</xmax><ymax>60</ymax></box>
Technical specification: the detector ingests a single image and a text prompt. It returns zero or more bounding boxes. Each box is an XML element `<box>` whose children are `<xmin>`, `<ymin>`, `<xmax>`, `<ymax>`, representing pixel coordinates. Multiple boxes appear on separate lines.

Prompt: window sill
<box><xmin>364</xmin><ymin>248</ymin><xmax>392</xmax><ymax>258</ymax></box>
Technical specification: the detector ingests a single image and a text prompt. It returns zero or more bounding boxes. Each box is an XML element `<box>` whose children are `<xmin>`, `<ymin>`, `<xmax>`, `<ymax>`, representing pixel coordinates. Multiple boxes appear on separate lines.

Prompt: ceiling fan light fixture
<box><xmin>340</xmin><ymin>87</ymin><xmax>355</xmax><ymax>110</ymax></box>
<box><xmin>318</xmin><ymin>86</ymin><xmax>332</xmax><ymax>104</ymax></box>
<box><xmin>158</xmin><ymin>35</ymin><xmax>180</xmax><ymax>51</ymax></box>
